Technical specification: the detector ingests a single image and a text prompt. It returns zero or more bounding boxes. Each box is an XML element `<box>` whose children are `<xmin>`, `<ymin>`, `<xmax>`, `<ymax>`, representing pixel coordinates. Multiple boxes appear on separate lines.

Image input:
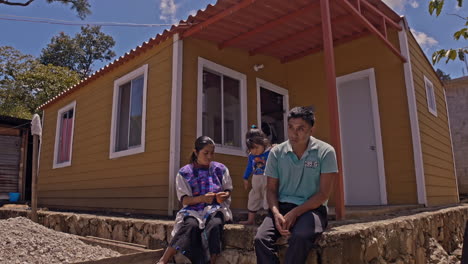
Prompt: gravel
<box><xmin>0</xmin><ymin>217</ymin><xmax>120</xmax><ymax>264</ymax></box>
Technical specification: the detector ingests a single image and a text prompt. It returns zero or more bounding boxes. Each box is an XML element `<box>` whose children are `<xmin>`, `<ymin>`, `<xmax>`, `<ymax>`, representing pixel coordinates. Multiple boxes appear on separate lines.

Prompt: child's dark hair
<box><xmin>246</xmin><ymin>125</ymin><xmax>270</xmax><ymax>151</ymax></box>
<box><xmin>190</xmin><ymin>136</ymin><xmax>215</xmax><ymax>164</ymax></box>
<box><xmin>287</xmin><ymin>106</ymin><xmax>315</xmax><ymax>127</ymax></box>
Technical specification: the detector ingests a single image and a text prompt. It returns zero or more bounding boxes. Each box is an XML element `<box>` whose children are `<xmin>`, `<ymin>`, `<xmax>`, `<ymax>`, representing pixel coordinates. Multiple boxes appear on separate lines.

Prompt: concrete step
<box><xmin>231</xmin><ymin>204</ymin><xmax>423</xmax><ymax>225</ymax></box>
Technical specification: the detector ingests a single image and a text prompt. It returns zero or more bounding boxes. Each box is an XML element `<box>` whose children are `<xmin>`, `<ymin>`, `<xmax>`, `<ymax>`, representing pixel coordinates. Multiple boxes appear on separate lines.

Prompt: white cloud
<box><xmin>160</xmin><ymin>0</ymin><xmax>178</xmax><ymax>23</ymax></box>
<box><xmin>409</xmin><ymin>0</ymin><xmax>419</xmax><ymax>8</ymax></box>
<box><xmin>411</xmin><ymin>29</ymin><xmax>439</xmax><ymax>50</ymax></box>
<box><xmin>188</xmin><ymin>9</ymin><xmax>197</xmax><ymax>17</ymax></box>
<box><xmin>382</xmin><ymin>0</ymin><xmax>420</xmax><ymax>12</ymax></box>
<box><xmin>382</xmin><ymin>0</ymin><xmax>406</xmax><ymax>12</ymax></box>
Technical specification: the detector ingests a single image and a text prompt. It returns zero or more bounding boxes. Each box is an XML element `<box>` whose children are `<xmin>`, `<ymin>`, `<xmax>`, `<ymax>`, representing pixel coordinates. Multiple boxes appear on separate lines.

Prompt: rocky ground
<box><xmin>0</xmin><ymin>217</ymin><xmax>120</xmax><ymax>264</ymax></box>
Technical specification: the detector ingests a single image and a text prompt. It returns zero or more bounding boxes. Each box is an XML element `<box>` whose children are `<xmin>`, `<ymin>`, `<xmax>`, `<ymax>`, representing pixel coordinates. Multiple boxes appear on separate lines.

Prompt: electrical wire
<box><xmin>0</xmin><ymin>14</ymin><xmax>195</xmax><ymax>27</ymax></box>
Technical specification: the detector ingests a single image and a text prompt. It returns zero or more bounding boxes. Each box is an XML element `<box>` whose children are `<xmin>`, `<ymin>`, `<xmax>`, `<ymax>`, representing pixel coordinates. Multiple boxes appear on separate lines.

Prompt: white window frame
<box><xmin>424</xmin><ymin>75</ymin><xmax>437</xmax><ymax>117</ymax></box>
<box><xmin>53</xmin><ymin>100</ymin><xmax>76</xmax><ymax>169</ymax></box>
<box><xmin>256</xmin><ymin>78</ymin><xmax>290</xmax><ymax>143</ymax></box>
<box><xmin>197</xmin><ymin>57</ymin><xmax>247</xmax><ymax>157</ymax></box>
<box><xmin>109</xmin><ymin>64</ymin><xmax>148</xmax><ymax>159</ymax></box>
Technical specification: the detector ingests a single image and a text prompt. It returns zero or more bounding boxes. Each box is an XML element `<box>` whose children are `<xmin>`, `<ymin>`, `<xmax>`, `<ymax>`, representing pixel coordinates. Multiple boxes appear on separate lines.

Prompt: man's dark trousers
<box><xmin>254</xmin><ymin>202</ymin><xmax>328</xmax><ymax>264</ymax></box>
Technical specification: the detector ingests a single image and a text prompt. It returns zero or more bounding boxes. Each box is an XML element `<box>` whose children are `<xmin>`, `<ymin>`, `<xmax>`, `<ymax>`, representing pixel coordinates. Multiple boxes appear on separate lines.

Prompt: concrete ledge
<box><xmin>1</xmin><ymin>205</ymin><xmax>467</xmax><ymax>263</ymax></box>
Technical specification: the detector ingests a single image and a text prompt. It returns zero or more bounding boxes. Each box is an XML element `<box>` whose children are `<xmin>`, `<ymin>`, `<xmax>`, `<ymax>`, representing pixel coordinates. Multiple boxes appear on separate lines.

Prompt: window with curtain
<box><xmin>53</xmin><ymin>101</ymin><xmax>76</xmax><ymax>168</ymax></box>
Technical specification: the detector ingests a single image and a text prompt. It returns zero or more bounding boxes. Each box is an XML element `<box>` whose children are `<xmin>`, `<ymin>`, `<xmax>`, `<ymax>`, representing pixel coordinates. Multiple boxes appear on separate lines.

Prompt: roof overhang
<box><xmin>181</xmin><ymin>0</ymin><xmax>405</xmax><ymax>63</ymax></box>
<box><xmin>39</xmin><ymin>0</ymin><xmax>405</xmax><ymax>109</ymax></box>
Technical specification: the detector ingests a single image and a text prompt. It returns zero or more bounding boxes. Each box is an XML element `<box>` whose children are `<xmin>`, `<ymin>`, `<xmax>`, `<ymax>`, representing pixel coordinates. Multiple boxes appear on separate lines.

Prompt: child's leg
<box><xmin>239</xmin><ymin>211</ymin><xmax>256</xmax><ymax>225</ymax></box>
<box><xmin>240</xmin><ymin>175</ymin><xmax>263</xmax><ymax>225</ymax></box>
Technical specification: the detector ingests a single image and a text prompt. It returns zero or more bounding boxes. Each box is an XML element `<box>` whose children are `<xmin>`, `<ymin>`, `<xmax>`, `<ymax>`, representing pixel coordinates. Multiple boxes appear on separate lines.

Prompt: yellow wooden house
<box><xmin>37</xmin><ymin>0</ymin><xmax>458</xmax><ymax>217</ymax></box>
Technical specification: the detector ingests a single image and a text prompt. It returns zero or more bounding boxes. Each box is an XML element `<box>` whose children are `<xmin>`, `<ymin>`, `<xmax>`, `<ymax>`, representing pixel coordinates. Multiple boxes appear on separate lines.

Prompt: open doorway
<box><xmin>256</xmin><ymin>79</ymin><xmax>289</xmax><ymax>145</ymax></box>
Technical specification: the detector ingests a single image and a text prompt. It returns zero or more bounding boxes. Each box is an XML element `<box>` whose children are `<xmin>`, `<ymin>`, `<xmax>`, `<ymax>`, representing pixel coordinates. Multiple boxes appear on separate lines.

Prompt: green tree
<box><xmin>436</xmin><ymin>68</ymin><xmax>452</xmax><ymax>81</ymax></box>
<box><xmin>0</xmin><ymin>46</ymin><xmax>80</xmax><ymax>119</ymax></box>
<box><xmin>429</xmin><ymin>0</ymin><xmax>467</xmax><ymax>66</ymax></box>
<box><xmin>40</xmin><ymin>25</ymin><xmax>116</xmax><ymax>79</ymax></box>
<box><xmin>0</xmin><ymin>0</ymin><xmax>91</xmax><ymax>19</ymax></box>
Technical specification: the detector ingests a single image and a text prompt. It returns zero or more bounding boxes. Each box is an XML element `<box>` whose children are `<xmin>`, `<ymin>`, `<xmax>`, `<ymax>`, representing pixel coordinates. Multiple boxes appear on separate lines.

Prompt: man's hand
<box><xmin>201</xmin><ymin>192</ymin><xmax>216</xmax><ymax>204</ymax></box>
<box><xmin>243</xmin><ymin>179</ymin><xmax>250</xmax><ymax>190</ymax></box>
<box><xmin>283</xmin><ymin>208</ymin><xmax>299</xmax><ymax>231</ymax></box>
<box><xmin>273</xmin><ymin>212</ymin><xmax>290</xmax><ymax>236</ymax></box>
<box><xmin>215</xmin><ymin>191</ymin><xmax>230</xmax><ymax>204</ymax></box>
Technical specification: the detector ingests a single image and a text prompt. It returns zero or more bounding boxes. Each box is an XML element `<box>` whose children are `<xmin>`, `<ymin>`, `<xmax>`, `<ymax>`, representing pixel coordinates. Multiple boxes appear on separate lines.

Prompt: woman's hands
<box><xmin>199</xmin><ymin>192</ymin><xmax>216</xmax><ymax>204</ymax></box>
<box><xmin>215</xmin><ymin>191</ymin><xmax>230</xmax><ymax>204</ymax></box>
<box><xmin>185</xmin><ymin>191</ymin><xmax>230</xmax><ymax>205</ymax></box>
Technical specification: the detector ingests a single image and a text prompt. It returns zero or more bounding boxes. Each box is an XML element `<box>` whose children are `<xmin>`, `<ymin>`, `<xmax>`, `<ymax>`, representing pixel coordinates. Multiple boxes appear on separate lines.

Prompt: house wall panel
<box><xmin>38</xmin><ymin>37</ymin><xmax>174</xmax><ymax>213</ymax></box>
<box><xmin>182</xmin><ymin>30</ymin><xmax>418</xmax><ymax>208</ymax></box>
<box><xmin>407</xmin><ymin>32</ymin><xmax>458</xmax><ymax>205</ymax></box>
<box><xmin>286</xmin><ymin>31</ymin><xmax>417</xmax><ymax>205</ymax></box>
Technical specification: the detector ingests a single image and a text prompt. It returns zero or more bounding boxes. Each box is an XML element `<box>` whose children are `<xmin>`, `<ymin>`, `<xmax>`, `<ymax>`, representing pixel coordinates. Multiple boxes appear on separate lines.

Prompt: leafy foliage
<box><xmin>436</xmin><ymin>68</ymin><xmax>452</xmax><ymax>81</ymax></box>
<box><xmin>0</xmin><ymin>0</ymin><xmax>91</xmax><ymax>19</ymax></box>
<box><xmin>0</xmin><ymin>46</ymin><xmax>80</xmax><ymax>119</ymax></box>
<box><xmin>40</xmin><ymin>26</ymin><xmax>116</xmax><ymax>79</ymax></box>
<box><xmin>429</xmin><ymin>0</ymin><xmax>467</xmax><ymax>65</ymax></box>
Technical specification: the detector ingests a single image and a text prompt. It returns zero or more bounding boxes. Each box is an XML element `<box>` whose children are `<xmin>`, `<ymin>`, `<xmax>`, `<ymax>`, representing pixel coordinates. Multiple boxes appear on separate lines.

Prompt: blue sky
<box><xmin>0</xmin><ymin>0</ymin><xmax>466</xmax><ymax>78</ymax></box>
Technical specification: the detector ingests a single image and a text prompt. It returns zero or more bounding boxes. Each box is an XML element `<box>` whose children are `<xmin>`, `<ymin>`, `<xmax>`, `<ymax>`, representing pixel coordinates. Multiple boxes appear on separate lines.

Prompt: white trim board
<box><xmin>197</xmin><ymin>57</ymin><xmax>248</xmax><ymax>157</ymax></box>
<box><xmin>256</xmin><ymin>78</ymin><xmax>289</xmax><ymax>141</ymax></box>
<box><xmin>168</xmin><ymin>34</ymin><xmax>183</xmax><ymax>216</ymax></box>
<box><xmin>109</xmin><ymin>64</ymin><xmax>148</xmax><ymax>159</ymax></box>
<box><xmin>398</xmin><ymin>18</ymin><xmax>427</xmax><ymax>205</ymax></box>
<box><xmin>336</xmin><ymin>68</ymin><xmax>388</xmax><ymax>205</ymax></box>
<box><xmin>53</xmin><ymin>100</ymin><xmax>76</xmax><ymax>169</ymax></box>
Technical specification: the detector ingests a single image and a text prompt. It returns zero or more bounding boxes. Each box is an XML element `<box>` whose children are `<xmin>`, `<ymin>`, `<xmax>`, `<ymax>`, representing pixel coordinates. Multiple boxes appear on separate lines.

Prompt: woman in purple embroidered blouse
<box><xmin>157</xmin><ymin>136</ymin><xmax>233</xmax><ymax>264</ymax></box>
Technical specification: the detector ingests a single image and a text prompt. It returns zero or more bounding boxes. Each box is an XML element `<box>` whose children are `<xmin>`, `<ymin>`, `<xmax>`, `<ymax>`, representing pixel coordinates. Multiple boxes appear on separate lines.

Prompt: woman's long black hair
<box><xmin>190</xmin><ymin>136</ymin><xmax>215</xmax><ymax>164</ymax></box>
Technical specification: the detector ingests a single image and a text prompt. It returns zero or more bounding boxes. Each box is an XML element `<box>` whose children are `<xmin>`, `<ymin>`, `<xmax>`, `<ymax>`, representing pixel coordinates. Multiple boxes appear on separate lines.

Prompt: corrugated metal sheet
<box><xmin>0</xmin><ymin>135</ymin><xmax>21</xmax><ymax>194</ymax></box>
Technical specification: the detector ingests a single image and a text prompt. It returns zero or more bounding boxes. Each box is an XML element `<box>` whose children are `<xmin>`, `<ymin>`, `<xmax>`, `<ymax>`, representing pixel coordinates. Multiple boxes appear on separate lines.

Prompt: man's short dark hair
<box><xmin>287</xmin><ymin>106</ymin><xmax>315</xmax><ymax>127</ymax></box>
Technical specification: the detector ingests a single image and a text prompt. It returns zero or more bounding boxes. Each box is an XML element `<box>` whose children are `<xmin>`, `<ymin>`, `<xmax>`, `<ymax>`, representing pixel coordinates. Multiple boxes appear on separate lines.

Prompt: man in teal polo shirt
<box><xmin>254</xmin><ymin>106</ymin><xmax>338</xmax><ymax>264</ymax></box>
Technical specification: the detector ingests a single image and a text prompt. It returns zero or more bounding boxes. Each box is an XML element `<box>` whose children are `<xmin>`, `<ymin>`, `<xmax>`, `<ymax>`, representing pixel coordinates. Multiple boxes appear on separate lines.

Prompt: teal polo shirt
<box><xmin>264</xmin><ymin>136</ymin><xmax>338</xmax><ymax>206</ymax></box>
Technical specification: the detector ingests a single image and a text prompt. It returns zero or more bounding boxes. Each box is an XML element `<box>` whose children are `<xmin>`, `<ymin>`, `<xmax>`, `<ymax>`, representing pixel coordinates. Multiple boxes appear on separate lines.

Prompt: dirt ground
<box><xmin>0</xmin><ymin>217</ymin><xmax>120</xmax><ymax>264</ymax></box>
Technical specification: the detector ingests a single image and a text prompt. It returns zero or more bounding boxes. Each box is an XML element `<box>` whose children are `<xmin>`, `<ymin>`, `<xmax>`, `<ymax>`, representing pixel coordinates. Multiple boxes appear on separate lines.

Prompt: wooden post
<box><xmin>31</xmin><ymin>114</ymin><xmax>42</xmax><ymax>223</ymax></box>
<box><xmin>31</xmin><ymin>133</ymin><xmax>38</xmax><ymax>222</ymax></box>
<box><xmin>320</xmin><ymin>0</ymin><xmax>345</xmax><ymax>220</ymax></box>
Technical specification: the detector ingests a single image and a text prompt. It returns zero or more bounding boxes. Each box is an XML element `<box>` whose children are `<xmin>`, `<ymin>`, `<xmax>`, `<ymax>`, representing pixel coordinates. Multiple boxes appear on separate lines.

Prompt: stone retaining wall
<box><xmin>1</xmin><ymin>205</ymin><xmax>467</xmax><ymax>263</ymax></box>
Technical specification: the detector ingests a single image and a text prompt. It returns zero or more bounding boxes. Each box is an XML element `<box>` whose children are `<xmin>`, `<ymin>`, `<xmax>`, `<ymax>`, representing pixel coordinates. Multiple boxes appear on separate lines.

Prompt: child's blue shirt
<box><xmin>243</xmin><ymin>150</ymin><xmax>271</xmax><ymax>180</ymax></box>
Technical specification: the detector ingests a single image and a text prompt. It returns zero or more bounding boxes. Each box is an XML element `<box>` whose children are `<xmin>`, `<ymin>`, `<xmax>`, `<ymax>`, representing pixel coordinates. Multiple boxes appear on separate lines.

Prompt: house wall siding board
<box><xmin>407</xmin><ymin>32</ymin><xmax>458</xmax><ymax>205</ymax></box>
<box><xmin>39</xmin><ymin>164</ymin><xmax>170</xmax><ymax>185</ymax></box>
<box><xmin>427</xmin><ymin>196</ymin><xmax>458</xmax><ymax>205</ymax></box>
<box><xmin>37</xmin><ymin>37</ymin><xmax>174</xmax><ymax>213</ymax></box>
<box><xmin>39</xmin><ymin>197</ymin><xmax>168</xmax><ymax>211</ymax></box>
<box><xmin>182</xmin><ymin>31</ymin><xmax>418</xmax><ymax>208</ymax></box>
<box><xmin>37</xmin><ymin>185</ymin><xmax>169</xmax><ymax>198</ymax></box>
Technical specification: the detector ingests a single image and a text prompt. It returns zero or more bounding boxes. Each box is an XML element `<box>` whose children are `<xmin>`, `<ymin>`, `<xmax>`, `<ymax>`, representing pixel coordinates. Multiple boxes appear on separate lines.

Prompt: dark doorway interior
<box><xmin>260</xmin><ymin>87</ymin><xmax>285</xmax><ymax>145</ymax></box>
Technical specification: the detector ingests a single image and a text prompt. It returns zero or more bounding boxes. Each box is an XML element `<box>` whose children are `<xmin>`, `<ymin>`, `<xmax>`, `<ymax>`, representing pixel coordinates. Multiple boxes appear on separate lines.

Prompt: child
<box><xmin>239</xmin><ymin>125</ymin><xmax>271</xmax><ymax>225</ymax></box>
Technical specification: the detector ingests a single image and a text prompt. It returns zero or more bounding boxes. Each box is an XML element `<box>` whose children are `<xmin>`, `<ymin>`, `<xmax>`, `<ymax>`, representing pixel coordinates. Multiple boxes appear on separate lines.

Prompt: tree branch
<box><xmin>0</xmin><ymin>0</ymin><xmax>35</xmax><ymax>6</ymax></box>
